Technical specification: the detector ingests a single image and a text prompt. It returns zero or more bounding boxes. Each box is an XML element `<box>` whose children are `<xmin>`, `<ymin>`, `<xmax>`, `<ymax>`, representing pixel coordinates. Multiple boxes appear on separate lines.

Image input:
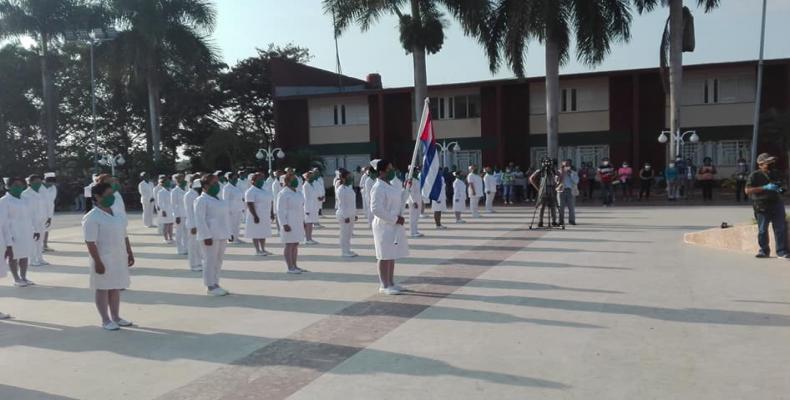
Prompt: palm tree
<box><xmin>108</xmin><ymin>0</ymin><xmax>217</xmax><ymax>163</ymax></box>
<box><xmin>632</xmin><ymin>0</ymin><xmax>720</xmax><ymax>160</ymax></box>
<box><xmin>486</xmin><ymin>0</ymin><xmax>632</xmax><ymax>161</ymax></box>
<box><xmin>0</xmin><ymin>0</ymin><xmax>101</xmax><ymax>169</ymax></box>
<box><xmin>324</xmin><ymin>0</ymin><xmax>491</xmax><ymax>120</ymax></box>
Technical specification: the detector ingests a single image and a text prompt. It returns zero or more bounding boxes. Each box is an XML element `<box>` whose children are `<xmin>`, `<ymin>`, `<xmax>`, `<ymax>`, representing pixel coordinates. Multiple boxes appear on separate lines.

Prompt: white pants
<box><xmin>187</xmin><ymin>230</ymin><xmax>203</xmax><ymax>269</ymax></box>
<box><xmin>202</xmin><ymin>240</ymin><xmax>226</xmax><ymax>287</ymax></box>
<box><xmin>32</xmin><ymin>232</ymin><xmax>44</xmax><ymax>263</ymax></box>
<box><xmin>141</xmin><ymin>199</ymin><xmax>154</xmax><ymax>227</ymax></box>
<box><xmin>408</xmin><ymin>203</ymin><xmax>420</xmax><ymax>235</ymax></box>
<box><xmin>485</xmin><ymin>192</ymin><xmax>495</xmax><ymax>212</ymax></box>
<box><xmin>229</xmin><ymin>211</ymin><xmax>242</xmax><ymax>241</ymax></box>
<box><xmin>175</xmin><ymin>219</ymin><xmax>188</xmax><ymax>254</ymax></box>
<box><xmin>470</xmin><ymin>196</ymin><xmax>481</xmax><ymax>217</ymax></box>
<box><xmin>365</xmin><ymin>207</ymin><xmax>374</xmax><ymax>228</ymax></box>
<box><xmin>339</xmin><ymin>219</ymin><xmax>354</xmax><ymax>254</ymax></box>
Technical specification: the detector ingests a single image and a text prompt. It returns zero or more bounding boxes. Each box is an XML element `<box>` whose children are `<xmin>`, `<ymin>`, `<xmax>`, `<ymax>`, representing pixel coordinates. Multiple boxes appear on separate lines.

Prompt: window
<box><xmin>718</xmin><ymin>140</ymin><xmax>751</xmax><ymax>166</ymax></box>
<box><xmin>454</xmin><ymin>96</ymin><xmax>468</xmax><ymax>119</ymax></box>
<box><xmin>333</xmin><ymin>105</ymin><xmax>339</xmax><ymax>125</ymax></box>
<box><xmin>341</xmin><ymin>105</ymin><xmax>346</xmax><ymax>125</ymax></box>
<box><xmin>561</xmin><ymin>88</ymin><xmax>578</xmax><ymax>112</ymax></box>
<box><xmin>531</xmin><ymin>145</ymin><xmax>609</xmax><ymax>168</ymax></box>
<box><xmin>468</xmin><ymin>95</ymin><xmax>481</xmax><ymax>118</ymax></box>
<box><xmin>428</xmin><ymin>94</ymin><xmax>480</xmax><ymax>120</ymax></box>
<box><xmin>702</xmin><ymin>77</ymin><xmax>748</xmax><ymax>104</ymax></box>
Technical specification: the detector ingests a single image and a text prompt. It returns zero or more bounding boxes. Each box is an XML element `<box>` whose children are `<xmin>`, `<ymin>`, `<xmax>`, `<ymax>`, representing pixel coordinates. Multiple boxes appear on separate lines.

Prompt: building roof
<box><xmin>270</xmin><ymin>58</ymin><xmax>370</xmax><ymax>98</ymax></box>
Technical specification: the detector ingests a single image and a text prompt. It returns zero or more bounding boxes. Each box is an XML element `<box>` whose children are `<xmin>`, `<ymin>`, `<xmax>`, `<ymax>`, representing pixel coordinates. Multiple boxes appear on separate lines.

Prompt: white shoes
<box><xmin>103</xmin><ymin>321</ymin><xmax>120</xmax><ymax>331</ymax></box>
<box><xmin>13</xmin><ymin>280</ymin><xmax>28</xmax><ymax>288</ymax></box>
<box><xmin>257</xmin><ymin>250</ymin><xmax>273</xmax><ymax>256</ymax></box>
<box><xmin>304</xmin><ymin>239</ymin><xmax>319</xmax><ymax>245</ymax></box>
<box><xmin>436</xmin><ymin>225</ymin><xmax>448</xmax><ymax>230</ymax></box>
<box><xmin>207</xmin><ymin>287</ymin><xmax>229</xmax><ymax>296</ymax></box>
<box><xmin>287</xmin><ymin>268</ymin><xmax>302</xmax><ymax>275</ymax></box>
<box><xmin>410</xmin><ymin>233</ymin><xmax>424</xmax><ymax>238</ymax></box>
<box><xmin>114</xmin><ymin>318</ymin><xmax>133</xmax><ymax>327</ymax></box>
<box><xmin>0</xmin><ymin>312</ymin><xmax>11</xmax><ymax>320</ymax></box>
<box><xmin>341</xmin><ymin>251</ymin><xmax>358</xmax><ymax>258</ymax></box>
<box><xmin>379</xmin><ymin>286</ymin><xmax>402</xmax><ymax>295</ymax></box>
<box><xmin>31</xmin><ymin>260</ymin><xmax>49</xmax><ymax>266</ymax></box>
<box><xmin>190</xmin><ymin>266</ymin><xmax>203</xmax><ymax>272</ymax></box>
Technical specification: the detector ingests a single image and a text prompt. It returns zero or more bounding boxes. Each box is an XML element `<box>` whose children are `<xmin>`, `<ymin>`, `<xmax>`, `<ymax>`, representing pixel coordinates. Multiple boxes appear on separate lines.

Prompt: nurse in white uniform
<box><xmin>271</xmin><ymin>170</ymin><xmax>284</xmax><ymax>232</ymax></box>
<box><xmin>276</xmin><ymin>172</ymin><xmax>307</xmax><ymax>274</ymax></box>
<box><xmin>42</xmin><ymin>172</ymin><xmax>57</xmax><ymax>251</ymax></box>
<box><xmin>370</xmin><ymin>159</ymin><xmax>409</xmax><ymax>295</ymax></box>
<box><xmin>302</xmin><ymin>171</ymin><xmax>320</xmax><ymax>245</ymax></box>
<box><xmin>245</xmin><ymin>172</ymin><xmax>274</xmax><ymax>256</ymax></box>
<box><xmin>153</xmin><ymin>175</ymin><xmax>166</xmax><ymax>234</ymax></box>
<box><xmin>138</xmin><ymin>172</ymin><xmax>156</xmax><ymax>227</ymax></box>
<box><xmin>22</xmin><ymin>175</ymin><xmax>49</xmax><ymax>266</ymax></box>
<box><xmin>406</xmin><ymin>166</ymin><xmax>423</xmax><ymax>238</ymax></box>
<box><xmin>221</xmin><ymin>172</ymin><xmax>245</xmax><ymax>244</ymax></box>
<box><xmin>483</xmin><ymin>166</ymin><xmax>497</xmax><ymax>213</ymax></box>
<box><xmin>1</xmin><ymin>177</ymin><xmax>38</xmax><ymax>287</ymax></box>
<box><xmin>452</xmin><ymin>172</ymin><xmax>468</xmax><ymax>223</ymax></box>
<box><xmin>82</xmin><ymin>182</ymin><xmax>135</xmax><ymax>331</ymax></box>
<box><xmin>363</xmin><ymin>168</ymin><xmax>376</xmax><ymax>227</ymax></box>
<box><xmin>171</xmin><ymin>174</ymin><xmax>188</xmax><ymax>255</ymax></box>
<box><xmin>184</xmin><ymin>175</ymin><xmax>203</xmax><ymax>271</ymax></box>
<box><xmin>156</xmin><ymin>176</ymin><xmax>175</xmax><ymax>243</ymax></box>
<box><xmin>0</xmin><ymin>193</ymin><xmax>12</xmax><ymax>318</ymax></box>
<box><xmin>431</xmin><ymin>175</ymin><xmax>448</xmax><ymax>229</ymax></box>
<box><xmin>335</xmin><ymin>169</ymin><xmax>358</xmax><ymax>257</ymax></box>
<box><xmin>195</xmin><ymin>175</ymin><xmax>231</xmax><ymax>296</ymax></box>
<box><xmin>467</xmin><ymin>165</ymin><xmax>483</xmax><ymax>218</ymax></box>
<box><xmin>311</xmin><ymin>168</ymin><xmax>326</xmax><ymax>228</ymax></box>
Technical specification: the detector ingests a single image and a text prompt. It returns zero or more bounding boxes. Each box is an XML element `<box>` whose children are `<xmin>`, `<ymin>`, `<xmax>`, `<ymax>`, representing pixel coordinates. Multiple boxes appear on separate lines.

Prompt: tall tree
<box><xmin>108</xmin><ymin>0</ymin><xmax>218</xmax><ymax>163</ymax></box>
<box><xmin>632</xmin><ymin>0</ymin><xmax>720</xmax><ymax>160</ymax></box>
<box><xmin>324</xmin><ymin>0</ymin><xmax>491</xmax><ymax>120</ymax></box>
<box><xmin>0</xmin><ymin>0</ymin><xmax>103</xmax><ymax>169</ymax></box>
<box><xmin>0</xmin><ymin>43</ymin><xmax>42</xmax><ymax>174</ymax></box>
<box><xmin>487</xmin><ymin>0</ymin><xmax>632</xmax><ymax>160</ymax></box>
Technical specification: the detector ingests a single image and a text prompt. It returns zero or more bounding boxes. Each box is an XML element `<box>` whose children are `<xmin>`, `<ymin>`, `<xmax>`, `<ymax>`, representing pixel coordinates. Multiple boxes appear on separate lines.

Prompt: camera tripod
<box><xmin>528</xmin><ymin>169</ymin><xmax>565</xmax><ymax>231</ymax></box>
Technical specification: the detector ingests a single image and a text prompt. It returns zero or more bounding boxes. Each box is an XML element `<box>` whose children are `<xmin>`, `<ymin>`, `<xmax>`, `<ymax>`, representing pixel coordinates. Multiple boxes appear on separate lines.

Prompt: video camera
<box><xmin>540</xmin><ymin>157</ymin><xmax>556</xmax><ymax>174</ymax></box>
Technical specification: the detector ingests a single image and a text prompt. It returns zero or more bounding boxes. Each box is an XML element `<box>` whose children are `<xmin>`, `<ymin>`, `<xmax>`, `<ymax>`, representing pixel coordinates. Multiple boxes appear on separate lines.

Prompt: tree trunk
<box><xmin>545</xmin><ymin>36</ymin><xmax>561</xmax><ymax>162</ymax></box>
<box><xmin>668</xmin><ymin>0</ymin><xmax>684</xmax><ymax>160</ymax></box>
<box><xmin>147</xmin><ymin>73</ymin><xmax>162</xmax><ymax>162</ymax></box>
<box><xmin>40</xmin><ymin>35</ymin><xmax>57</xmax><ymax>169</ymax></box>
<box><xmin>411</xmin><ymin>0</ymin><xmax>428</xmax><ymax>127</ymax></box>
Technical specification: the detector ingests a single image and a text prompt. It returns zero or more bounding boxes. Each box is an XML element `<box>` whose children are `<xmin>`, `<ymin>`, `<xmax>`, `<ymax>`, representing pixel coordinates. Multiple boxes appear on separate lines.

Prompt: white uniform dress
<box><xmin>244</xmin><ymin>185</ymin><xmax>273</xmax><ymax>239</ymax></box>
<box><xmin>453</xmin><ymin>179</ymin><xmax>468</xmax><ymax>213</ymax></box>
<box><xmin>44</xmin><ymin>185</ymin><xmax>57</xmax><ymax>232</ymax></box>
<box><xmin>363</xmin><ymin>176</ymin><xmax>376</xmax><ymax>224</ymax></box>
<box><xmin>335</xmin><ymin>184</ymin><xmax>357</xmax><ymax>255</ymax></box>
<box><xmin>21</xmin><ymin>187</ymin><xmax>48</xmax><ymax>263</ymax></box>
<box><xmin>302</xmin><ymin>181</ymin><xmax>320</xmax><ymax>224</ymax></box>
<box><xmin>0</xmin><ymin>194</ymin><xmax>37</xmax><ymax>260</ymax></box>
<box><xmin>360</xmin><ymin>174</ymin><xmax>370</xmax><ymax>214</ymax></box>
<box><xmin>138</xmin><ymin>180</ymin><xmax>155</xmax><ymax>226</ymax></box>
<box><xmin>467</xmin><ymin>173</ymin><xmax>483</xmax><ymax>217</ymax></box>
<box><xmin>430</xmin><ymin>176</ymin><xmax>447</xmax><ymax>212</ymax></box>
<box><xmin>194</xmin><ymin>193</ymin><xmax>231</xmax><ymax>287</ymax></box>
<box><xmin>483</xmin><ymin>173</ymin><xmax>497</xmax><ymax>212</ymax></box>
<box><xmin>406</xmin><ymin>177</ymin><xmax>422</xmax><ymax>236</ymax></box>
<box><xmin>156</xmin><ymin>188</ymin><xmax>174</xmax><ymax>224</ymax></box>
<box><xmin>271</xmin><ymin>179</ymin><xmax>283</xmax><ymax>231</ymax></box>
<box><xmin>371</xmin><ymin>180</ymin><xmax>409</xmax><ymax>260</ymax></box>
<box><xmin>276</xmin><ymin>189</ymin><xmax>306</xmax><ymax>244</ymax></box>
<box><xmin>0</xmin><ymin>198</ymin><xmax>9</xmax><ymax>277</ymax></box>
<box><xmin>171</xmin><ymin>186</ymin><xmax>188</xmax><ymax>254</ymax></box>
<box><xmin>221</xmin><ymin>183</ymin><xmax>244</xmax><ymax>240</ymax></box>
<box><xmin>184</xmin><ymin>188</ymin><xmax>203</xmax><ymax>269</ymax></box>
<box><xmin>82</xmin><ymin>208</ymin><xmax>130</xmax><ymax>290</ymax></box>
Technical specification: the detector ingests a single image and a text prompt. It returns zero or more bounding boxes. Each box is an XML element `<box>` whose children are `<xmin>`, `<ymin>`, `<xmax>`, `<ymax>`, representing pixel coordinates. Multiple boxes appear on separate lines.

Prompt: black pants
<box><xmin>639</xmin><ymin>180</ymin><xmax>652</xmax><ymax>200</ymax></box>
<box><xmin>735</xmin><ymin>180</ymin><xmax>747</xmax><ymax>202</ymax></box>
<box><xmin>538</xmin><ymin>196</ymin><xmax>557</xmax><ymax>225</ymax></box>
<box><xmin>701</xmin><ymin>180</ymin><xmax>714</xmax><ymax>201</ymax></box>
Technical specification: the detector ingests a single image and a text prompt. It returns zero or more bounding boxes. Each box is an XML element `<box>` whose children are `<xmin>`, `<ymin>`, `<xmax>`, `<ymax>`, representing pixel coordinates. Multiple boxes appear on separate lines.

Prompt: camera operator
<box><xmin>745</xmin><ymin>153</ymin><xmax>788</xmax><ymax>259</ymax></box>
<box><xmin>557</xmin><ymin>159</ymin><xmax>579</xmax><ymax>226</ymax></box>
<box><xmin>529</xmin><ymin>158</ymin><xmax>560</xmax><ymax>228</ymax></box>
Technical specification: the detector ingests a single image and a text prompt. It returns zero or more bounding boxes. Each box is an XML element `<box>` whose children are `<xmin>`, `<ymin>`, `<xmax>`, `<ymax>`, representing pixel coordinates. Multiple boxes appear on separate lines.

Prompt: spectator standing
<box><xmin>734</xmin><ymin>157</ymin><xmax>749</xmax><ymax>202</ymax></box>
<box><xmin>502</xmin><ymin>167</ymin><xmax>515</xmax><ymax>205</ymax></box>
<box><xmin>745</xmin><ymin>153</ymin><xmax>788</xmax><ymax>258</ymax></box>
<box><xmin>665</xmin><ymin>162</ymin><xmax>679</xmax><ymax>201</ymax></box>
<box><xmin>557</xmin><ymin>160</ymin><xmax>579</xmax><ymax>225</ymax></box>
<box><xmin>596</xmin><ymin>158</ymin><xmax>616</xmax><ymax>207</ymax></box>
<box><xmin>697</xmin><ymin>157</ymin><xmax>717</xmax><ymax>201</ymax></box>
<box><xmin>617</xmin><ymin>162</ymin><xmax>634</xmax><ymax>201</ymax></box>
<box><xmin>578</xmin><ymin>163</ymin><xmax>591</xmax><ymax>202</ymax></box>
<box><xmin>674</xmin><ymin>156</ymin><xmax>688</xmax><ymax>199</ymax></box>
<box><xmin>638</xmin><ymin>163</ymin><xmax>655</xmax><ymax>201</ymax></box>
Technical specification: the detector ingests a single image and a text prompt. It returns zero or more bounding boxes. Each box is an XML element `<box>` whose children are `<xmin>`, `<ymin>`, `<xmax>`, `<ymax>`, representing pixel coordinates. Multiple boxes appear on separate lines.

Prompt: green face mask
<box><xmin>289</xmin><ymin>178</ymin><xmax>299</xmax><ymax>189</ymax></box>
<box><xmin>219</xmin><ymin>177</ymin><xmax>228</xmax><ymax>184</ymax></box>
<box><xmin>8</xmin><ymin>185</ymin><xmax>24</xmax><ymax>198</ymax></box>
<box><xmin>111</xmin><ymin>183</ymin><xmax>121</xmax><ymax>193</ymax></box>
<box><xmin>207</xmin><ymin>182</ymin><xmax>221</xmax><ymax>197</ymax></box>
<box><xmin>44</xmin><ymin>182</ymin><xmax>53</xmax><ymax>188</ymax></box>
<box><xmin>230</xmin><ymin>178</ymin><xmax>238</xmax><ymax>186</ymax></box>
<box><xmin>179</xmin><ymin>180</ymin><xmax>187</xmax><ymax>190</ymax></box>
<box><xmin>385</xmin><ymin>170</ymin><xmax>396</xmax><ymax>182</ymax></box>
<box><xmin>99</xmin><ymin>194</ymin><xmax>116</xmax><ymax>208</ymax></box>
<box><xmin>254</xmin><ymin>180</ymin><xmax>265</xmax><ymax>189</ymax></box>
<box><xmin>344</xmin><ymin>178</ymin><xmax>353</xmax><ymax>187</ymax></box>
<box><xmin>31</xmin><ymin>182</ymin><xmax>42</xmax><ymax>192</ymax></box>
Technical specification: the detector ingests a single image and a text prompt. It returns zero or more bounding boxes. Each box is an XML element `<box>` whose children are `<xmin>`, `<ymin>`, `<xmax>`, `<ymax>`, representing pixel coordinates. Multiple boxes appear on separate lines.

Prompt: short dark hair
<box><xmin>91</xmin><ymin>182</ymin><xmax>112</xmax><ymax>200</ymax></box>
<box><xmin>200</xmin><ymin>174</ymin><xmax>216</xmax><ymax>188</ymax></box>
<box><xmin>7</xmin><ymin>177</ymin><xmax>25</xmax><ymax>186</ymax></box>
<box><xmin>27</xmin><ymin>174</ymin><xmax>42</xmax><ymax>182</ymax></box>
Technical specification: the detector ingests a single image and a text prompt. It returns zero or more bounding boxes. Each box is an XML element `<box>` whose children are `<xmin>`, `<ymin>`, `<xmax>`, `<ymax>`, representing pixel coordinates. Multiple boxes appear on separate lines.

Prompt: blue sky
<box><xmin>214</xmin><ymin>0</ymin><xmax>789</xmax><ymax>87</ymax></box>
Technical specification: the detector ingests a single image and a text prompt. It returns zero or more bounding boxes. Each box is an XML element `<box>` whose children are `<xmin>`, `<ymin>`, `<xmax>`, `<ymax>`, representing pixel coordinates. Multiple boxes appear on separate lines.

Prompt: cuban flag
<box><xmin>417</xmin><ymin>101</ymin><xmax>443</xmax><ymax>202</ymax></box>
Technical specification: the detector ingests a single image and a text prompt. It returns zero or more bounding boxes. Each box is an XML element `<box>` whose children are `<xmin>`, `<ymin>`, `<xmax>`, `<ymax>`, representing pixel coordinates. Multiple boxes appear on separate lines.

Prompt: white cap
<box><xmin>191</xmin><ymin>179</ymin><xmax>202</xmax><ymax>189</ymax></box>
<box><xmin>171</xmin><ymin>173</ymin><xmax>181</xmax><ymax>181</ymax></box>
<box><xmin>140</xmin><ymin>172</ymin><xmax>147</xmax><ymax>178</ymax></box>
<box><xmin>158</xmin><ymin>174</ymin><xmax>166</xmax><ymax>179</ymax></box>
<box><xmin>213</xmin><ymin>170</ymin><xmax>223</xmax><ymax>176</ymax></box>
<box><xmin>224</xmin><ymin>172</ymin><xmax>234</xmax><ymax>179</ymax></box>
<box><xmin>2</xmin><ymin>177</ymin><xmax>8</xmax><ymax>185</ymax></box>
<box><xmin>370</xmin><ymin>159</ymin><xmax>381</xmax><ymax>170</ymax></box>
<box><xmin>44</xmin><ymin>172</ymin><xmax>56</xmax><ymax>179</ymax></box>
<box><xmin>248</xmin><ymin>173</ymin><xmax>256</xmax><ymax>181</ymax></box>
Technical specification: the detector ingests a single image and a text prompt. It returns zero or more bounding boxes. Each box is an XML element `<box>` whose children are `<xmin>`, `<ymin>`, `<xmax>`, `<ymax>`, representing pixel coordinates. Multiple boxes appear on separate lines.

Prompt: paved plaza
<box><xmin>2</xmin><ymin>205</ymin><xmax>790</xmax><ymax>399</ymax></box>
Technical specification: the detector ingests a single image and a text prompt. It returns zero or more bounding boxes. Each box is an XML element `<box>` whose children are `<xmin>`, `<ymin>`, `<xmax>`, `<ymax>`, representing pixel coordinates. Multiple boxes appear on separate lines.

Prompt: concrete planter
<box><xmin>684</xmin><ymin>223</ymin><xmax>790</xmax><ymax>256</ymax></box>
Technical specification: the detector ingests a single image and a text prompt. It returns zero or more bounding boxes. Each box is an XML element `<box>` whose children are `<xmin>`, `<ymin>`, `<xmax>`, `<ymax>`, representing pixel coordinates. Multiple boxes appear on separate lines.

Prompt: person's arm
<box><xmin>371</xmin><ymin>186</ymin><xmax>398</xmax><ymax>224</ymax></box>
<box><xmin>83</xmin><ymin>216</ymin><xmax>104</xmax><ymax>274</ymax></box>
<box><xmin>276</xmin><ymin>193</ymin><xmax>291</xmax><ymax>231</ymax></box>
<box><xmin>194</xmin><ymin>197</ymin><xmax>213</xmax><ymax>245</ymax></box>
<box><xmin>571</xmin><ymin>171</ymin><xmax>579</xmax><ymax>185</ymax></box>
<box><xmin>528</xmin><ymin>170</ymin><xmax>540</xmax><ymax>190</ymax></box>
<box><xmin>125</xmin><ymin>237</ymin><xmax>134</xmax><ymax>267</ymax></box>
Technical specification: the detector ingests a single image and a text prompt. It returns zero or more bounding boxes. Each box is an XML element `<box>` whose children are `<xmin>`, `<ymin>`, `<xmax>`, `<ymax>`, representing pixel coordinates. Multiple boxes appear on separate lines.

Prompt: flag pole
<box><xmin>395</xmin><ymin>97</ymin><xmax>430</xmax><ymax>245</ymax></box>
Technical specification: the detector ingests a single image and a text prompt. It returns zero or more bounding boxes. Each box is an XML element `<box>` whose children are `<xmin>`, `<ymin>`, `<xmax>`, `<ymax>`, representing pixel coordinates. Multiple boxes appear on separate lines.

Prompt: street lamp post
<box><xmin>436</xmin><ymin>140</ymin><xmax>461</xmax><ymax>169</ymax></box>
<box><xmin>256</xmin><ymin>146</ymin><xmax>286</xmax><ymax>172</ymax></box>
<box><xmin>98</xmin><ymin>154</ymin><xmax>125</xmax><ymax>177</ymax></box>
<box><xmin>658</xmin><ymin>130</ymin><xmax>700</xmax><ymax>161</ymax></box>
<box><xmin>65</xmin><ymin>28</ymin><xmax>119</xmax><ymax>173</ymax></box>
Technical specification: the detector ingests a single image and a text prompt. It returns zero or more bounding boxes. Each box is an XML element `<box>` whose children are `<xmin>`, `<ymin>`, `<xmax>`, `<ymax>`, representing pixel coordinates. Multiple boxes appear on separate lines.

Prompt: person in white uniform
<box><xmin>153</xmin><ymin>175</ymin><xmax>166</xmax><ymax>234</ymax></box>
<box><xmin>82</xmin><ymin>182</ymin><xmax>135</xmax><ymax>331</ymax></box>
<box><xmin>195</xmin><ymin>174</ymin><xmax>231</xmax><ymax>296</ymax></box>
<box><xmin>406</xmin><ymin>166</ymin><xmax>423</xmax><ymax>238</ymax></box>
<box><xmin>363</xmin><ymin>168</ymin><xmax>376</xmax><ymax>228</ymax></box>
<box><xmin>245</xmin><ymin>172</ymin><xmax>274</xmax><ymax>256</ymax></box>
<box><xmin>431</xmin><ymin>175</ymin><xmax>448</xmax><ymax>229</ymax></box>
<box><xmin>335</xmin><ymin>169</ymin><xmax>358</xmax><ymax>257</ymax></box>
<box><xmin>157</xmin><ymin>176</ymin><xmax>175</xmax><ymax>244</ymax></box>
<box><xmin>138</xmin><ymin>172</ymin><xmax>156</xmax><ymax>227</ymax></box>
<box><xmin>467</xmin><ymin>165</ymin><xmax>483</xmax><ymax>218</ymax></box>
<box><xmin>22</xmin><ymin>175</ymin><xmax>49</xmax><ymax>266</ymax></box>
<box><xmin>1</xmin><ymin>177</ymin><xmax>39</xmax><ymax>287</ymax></box>
<box><xmin>271</xmin><ymin>170</ymin><xmax>284</xmax><ymax>233</ymax></box>
<box><xmin>302</xmin><ymin>171</ymin><xmax>320</xmax><ymax>245</ymax></box>
<box><xmin>184</xmin><ymin>175</ymin><xmax>204</xmax><ymax>271</ymax></box>
<box><xmin>171</xmin><ymin>174</ymin><xmax>188</xmax><ymax>255</ymax></box>
<box><xmin>277</xmin><ymin>172</ymin><xmax>307</xmax><ymax>274</ymax></box>
<box><xmin>0</xmin><ymin>193</ymin><xmax>13</xmax><ymax>318</ymax></box>
<box><xmin>452</xmin><ymin>172</ymin><xmax>468</xmax><ymax>223</ymax></box>
<box><xmin>236</xmin><ymin>170</ymin><xmax>251</xmax><ymax>194</ymax></box>
<box><xmin>312</xmin><ymin>168</ymin><xmax>326</xmax><ymax>228</ymax></box>
<box><xmin>42</xmin><ymin>172</ymin><xmax>57</xmax><ymax>251</ymax></box>
<box><xmin>221</xmin><ymin>172</ymin><xmax>245</xmax><ymax>244</ymax></box>
<box><xmin>360</xmin><ymin>167</ymin><xmax>370</xmax><ymax>219</ymax></box>
<box><xmin>483</xmin><ymin>166</ymin><xmax>497</xmax><ymax>213</ymax></box>
<box><xmin>370</xmin><ymin>159</ymin><xmax>409</xmax><ymax>295</ymax></box>
<box><xmin>95</xmin><ymin>174</ymin><xmax>127</xmax><ymax>220</ymax></box>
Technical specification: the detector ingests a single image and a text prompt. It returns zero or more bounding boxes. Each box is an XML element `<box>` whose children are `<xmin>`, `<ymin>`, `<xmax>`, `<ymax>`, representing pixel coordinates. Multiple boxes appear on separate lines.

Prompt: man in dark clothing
<box><xmin>745</xmin><ymin>153</ymin><xmax>788</xmax><ymax>259</ymax></box>
<box><xmin>597</xmin><ymin>158</ymin><xmax>616</xmax><ymax>206</ymax></box>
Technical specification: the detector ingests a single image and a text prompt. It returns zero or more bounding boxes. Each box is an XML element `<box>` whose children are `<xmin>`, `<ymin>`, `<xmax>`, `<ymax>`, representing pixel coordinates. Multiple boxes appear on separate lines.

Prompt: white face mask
<box><xmin>645</xmin><ymin>166</ymin><xmax>651</xmax><ymax>170</ymax></box>
<box><xmin>669</xmin><ymin>163</ymin><xmax>675</xmax><ymax>168</ymax></box>
<box><xmin>603</xmin><ymin>162</ymin><xmax>609</xmax><ymax>166</ymax></box>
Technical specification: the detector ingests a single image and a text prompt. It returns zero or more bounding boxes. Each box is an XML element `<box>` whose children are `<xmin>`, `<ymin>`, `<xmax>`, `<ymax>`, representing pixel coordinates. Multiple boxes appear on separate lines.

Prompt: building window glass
<box><xmin>333</xmin><ymin>105</ymin><xmax>339</xmax><ymax>125</ymax></box>
<box><xmin>468</xmin><ymin>94</ymin><xmax>481</xmax><ymax>118</ymax></box>
<box><xmin>561</xmin><ymin>88</ymin><xmax>578</xmax><ymax>112</ymax></box>
<box><xmin>428</xmin><ymin>94</ymin><xmax>480</xmax><ymax>120</ymax></box>
<box><xmin>341</xmin><ymin>105</ymin><xmax>346</xmax><ymax>125</ymax></box>
<box><xmin>718</xmin><ymin>140</ymin><xmax>751</xmax><ymax>166</ymax></box>
<box><xmin>454</xmin><ymin>95</ymin><xmax>468</xmax><ymax>119</ymax></box>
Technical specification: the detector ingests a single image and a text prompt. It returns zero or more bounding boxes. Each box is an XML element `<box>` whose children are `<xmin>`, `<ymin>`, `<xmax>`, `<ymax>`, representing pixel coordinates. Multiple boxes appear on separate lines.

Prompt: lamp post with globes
<box><xmin>256</xmin><ymin>146</ymin><xmax>286</xmax><ymax>172</ymax></box>
<box><xmin>658</xmin><ymin>130</ymin><xmax>699</xmax><ymax>161</ymax></box>
<box><xmin>436</xmin><ymin>140</ymin><xmax>461</xmax><ymax>169</ymax></box>
<box><xmin>98</xmin><ymin>154</ymin><xmax>125</xmax><ymax>177</ymax></box>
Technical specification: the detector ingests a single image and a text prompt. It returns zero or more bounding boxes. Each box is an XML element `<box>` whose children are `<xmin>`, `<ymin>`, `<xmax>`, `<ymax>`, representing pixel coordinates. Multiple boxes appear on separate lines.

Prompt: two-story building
<box><xmin>271</xmin><ymin>58</ymin><xmax>790</xmax><ymax>176</ymax></box>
